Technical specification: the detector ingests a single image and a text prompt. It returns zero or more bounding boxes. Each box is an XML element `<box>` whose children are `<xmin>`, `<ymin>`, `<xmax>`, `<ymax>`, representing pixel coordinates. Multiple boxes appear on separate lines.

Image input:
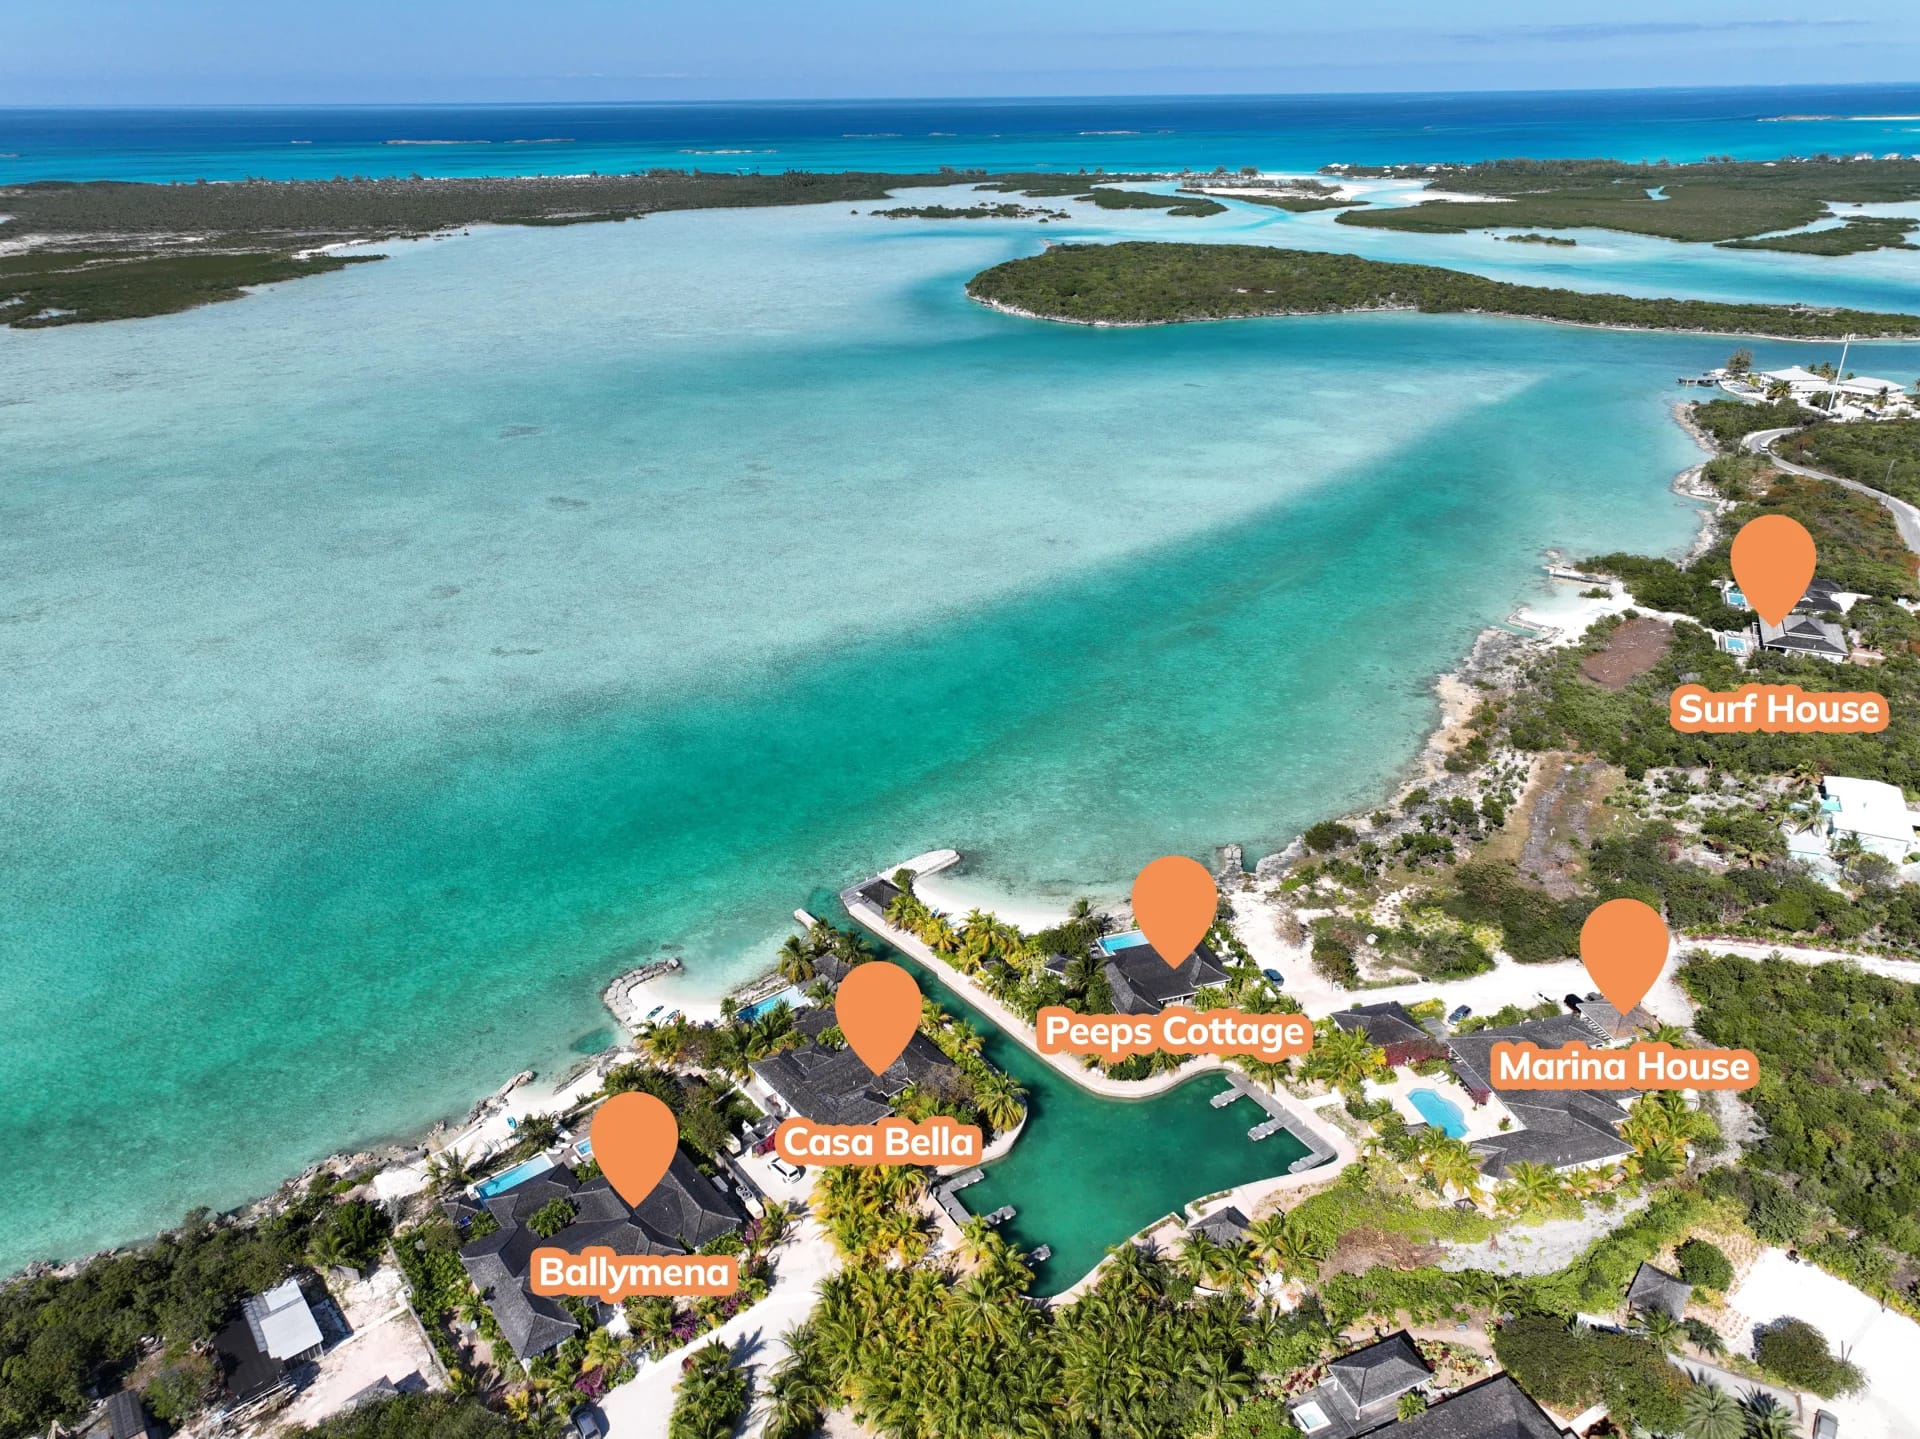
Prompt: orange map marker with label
<box><xmin>1133</xmin><ymin>855</ymin><xmax>1217</xmax><ymax>968</ymax></box>
<box><xmin>1730</xmin><ymin>514</ymin><xmax>1817</xmax><ymax>627</ymax></box>
<box><xmin>591</xmin><ymin>1091</ymin><xmax>680</xmax><ymax>1208</ymax></box>
<box><xmin>1580</xmin><ymin>897</ymin><xmax>1669</xmax><ymax>1016</ymax></box>
<box><xmin>836</xmin><ymin>959</ymin><xmax>922</xmax><ymax>1075</ymax></box>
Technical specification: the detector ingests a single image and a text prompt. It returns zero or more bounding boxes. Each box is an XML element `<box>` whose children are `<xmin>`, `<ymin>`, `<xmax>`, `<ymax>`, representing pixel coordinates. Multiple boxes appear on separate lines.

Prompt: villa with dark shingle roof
<box><xmin>1287</xmin><ymin>1330</ymin><xmax>1431</xmax><ymax>1438</ymax></box>
<box><xmin>1187</xmin><ymin>1205</ymin><xmax>1250</xmax><ymax>1246</ymax></box>
<box><xmin>1331</xmin><ymin>1002</ymin><xmax>1449</xmax><ymax>1067</ymax></box>
<box><xmin>749</xmin><ymin>1006</ymin><xmax>961</xmax><ymax>1125</ymax></box>
<box><xmin>451</xmin><ymin>1151</ymin><xmax>744</xmax><ymax>1362</ymax></box>
<box><xmin>1626</xmin><ymin>1261</ymin><xmax>1692</xmax><ymax>1320</ymax></box>
<box><xmin>1447</xmin><ymin>1015</ymin><xmax>1634</xmax><ymax>1178</ymax></box>
<box><xmin>1367</xmin><ymin>1373</ymin><xmax>1566</xmax><ymax>1438</ymax></box>
<box><xmin>1102</xmin><ymin>941</ymin><xmax>1228</xmax><ymax>1015</ymax></box>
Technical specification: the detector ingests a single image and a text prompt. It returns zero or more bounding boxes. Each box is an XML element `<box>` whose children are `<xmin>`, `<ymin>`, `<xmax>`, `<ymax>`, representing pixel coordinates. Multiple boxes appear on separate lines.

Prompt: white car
<box><xmin>768</xmin><ymin>1156</ymin><xmax>804</xmax><ymax>1183</ymax></box>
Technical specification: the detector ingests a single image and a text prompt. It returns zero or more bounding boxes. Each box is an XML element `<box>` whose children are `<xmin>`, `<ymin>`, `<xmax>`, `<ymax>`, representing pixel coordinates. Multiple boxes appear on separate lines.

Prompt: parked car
<box><xmin>769</xmin><ymin>1156</ymin><xmax>804</xmax><ymax>1183</ymax></box>
<box><xmin>1813</xmin><ymin>1411</ymin><xmax>1839</xmax><ymax>1439</ymax></box>
<box><xmin>570</xmin><ymin>1408</ymin><xmax>604</xmax><ymax>1439</ymax></box>
<box><xmin>1448</xmin><ymin>1005</ymin><xmax>1472</xmax><ymax>1024</ymax></box>
<box><xmin>1262</xmin><ymin>968</ymin><xmax>1285</xmax><ymax>987</ymax></box>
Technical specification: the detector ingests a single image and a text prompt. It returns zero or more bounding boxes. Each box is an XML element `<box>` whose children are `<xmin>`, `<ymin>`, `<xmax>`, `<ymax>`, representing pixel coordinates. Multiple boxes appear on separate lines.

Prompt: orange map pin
<box><xmin>591</xmin><ymin>1091</ymin><xmax>679</xmax><ymax>1208</ymax></box>
<box><xmin>1730</xmin><ymin>515</ymin><xmax>1817</xmax><ymax>627</ymax></box>
<box><xmin>1133</xmin><ymin>855</ymin><xmax>1218</xmax><ymax>970</ymax></box>
<box><xmin>1580</xmin><ymin>898</ymin><xmax>1670</xmax><ymax>1017</ymax></box>
<box><xmin>836</xmin><ymin>960</ymin><xmax>922</xmax><ymax>1076</ymax></box>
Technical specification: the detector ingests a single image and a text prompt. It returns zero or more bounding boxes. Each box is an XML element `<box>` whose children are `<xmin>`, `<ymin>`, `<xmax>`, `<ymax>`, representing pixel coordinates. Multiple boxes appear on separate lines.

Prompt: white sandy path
<box><xmin>597</xmin><ymin>1219</ymin><xmax>841</xmax><ymax>1439</ymax></box>
<box><xmin>1228</xmin><ymin>887</ymin><xmax>1694</xmax><ymax>1025</ymax></box>
<box><xmin>1682</xmin><ymin>937</ymin><xmax>1920</xmax><ymax>983</ymax></box>
<box><xmin>1727</xmin><ymin>1248</ymin><xmax>1918</xmax><ymax>1439</ymax></box>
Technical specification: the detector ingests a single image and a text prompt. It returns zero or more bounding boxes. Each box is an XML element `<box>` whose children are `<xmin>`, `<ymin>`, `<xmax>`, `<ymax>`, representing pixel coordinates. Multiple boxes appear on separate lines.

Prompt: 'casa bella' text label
<box><xmin>1490</xmin><ymin>1041</ymin><xmax>1759</xmax><ymax>1091</ymax></box>
<box><xmin>774</xmin><ymin>1115</ymin><xmax>982</xmax><ymax>1166</ymax></box>
<box><xmin>1035</xmin><ymin>1005</ymin><xmax>1313</xmax><ymax>1064</ymax></box>
<box><xmin>1669</xmin><ymin>683</ymin><xmax>1887</xmax><ymax>734</ymax></box>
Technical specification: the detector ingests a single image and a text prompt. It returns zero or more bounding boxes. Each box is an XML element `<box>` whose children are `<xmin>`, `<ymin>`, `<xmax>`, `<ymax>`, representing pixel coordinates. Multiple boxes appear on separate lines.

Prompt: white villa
<box><xmin>1788</xmin><ymin>776</ymin><xmax>1920</xmax><ymax>873</ymax></box>
<box><xmin>1734</xmin><ymin>365</ymin><xmax>1916</xmax><ymax>420</ymax></box>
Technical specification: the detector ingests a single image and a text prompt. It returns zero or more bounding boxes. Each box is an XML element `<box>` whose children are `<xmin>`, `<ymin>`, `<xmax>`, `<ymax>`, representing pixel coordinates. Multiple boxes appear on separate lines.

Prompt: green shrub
<box><xmin>1755</xmin><ymin>1318</ymin><xmax>1865</xmax><ymax>1397</ymax></box>
<box><xmin>1674</xmin><ymin>1238</ymin><xmax>1734</xmax><ymax>1292</ymax></box>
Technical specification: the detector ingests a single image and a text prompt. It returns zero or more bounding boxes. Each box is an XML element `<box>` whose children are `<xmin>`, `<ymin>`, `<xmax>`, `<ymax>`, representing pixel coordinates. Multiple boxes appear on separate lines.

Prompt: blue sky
<box><xmin>6</xmin><ymin>1</ymin><xmax>1916</xmax><ymax>104</ymax></box>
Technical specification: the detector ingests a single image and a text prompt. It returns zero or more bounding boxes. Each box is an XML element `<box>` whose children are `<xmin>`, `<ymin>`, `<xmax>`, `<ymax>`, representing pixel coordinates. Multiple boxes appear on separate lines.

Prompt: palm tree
<box><xmin>776</xmin><ymin>934</ymin><xmax>815</xmax><ymax>984</ymax></box>
<box><xmin>1396</xmin><ymin>1392</ymin><xmax>1430</xmax><ymax>1422</ymax></box>
<box><xmin>1179</xmin><ymin>1232</ymin><xmax>1228</xmax><ymax>1287</ymax></box>
<box><xmin>583</xmin><ymin>1325</ymin><xmax>626</xmax><ymax>1376</ymax></box>
<box><xmin>971</xmin><ymin>1070</ymin><xmax>1027</xmax><ymax>1132</ymax></box>
<box><xmin>1213</xmin><ymin>1243</ymin><xmax>1262</xmax><ymax>1296</ymax></box>
<box><xmin>1185</xmin><ymin>1351</ymin><xmax>1253</xmax><ymax>1426</ymax></box>
<box><xmin>1680</xmin><ymin>1382</ymin><xmax>1744</xmax><ymax>1439</ymax></box>
<box><xmin>1418</xmin><ymin>1135</ymin><xmax>1482</xmax><ymax>1199</ymax></box>
<box><xmin>643</xmin><ymin>1012</ymin><xmax>693</xmax><ymax>1065</ymax></box>
<box><xmin>1300</xmin><ymin>1020</ymin><xmax>1385</xmax><ymax>1093</ymax></box>
<box><xmin>424</xmin><ymin>1149</ymin><xmax>473</xmax><ymax>1194</ymax></box>
<box><xmin>1741</xmin><ymin>1392</ymin><xmax>1796</xmax><ymax>1439</ymax></box>
<box><xmin>1499</xmin><ymin>1161</ymin><xmax>1563</xmax><ymax>1214</ymax></box>
<box><xmin>1245</xmin><ymin>1211</ymin><xmax>1326</xmax><ymax>1283</ymax></box>
<box><xmin>1632</xmin><ymin>1306</ymin><xmax>1684</xmax><ymax>1353</ymax></box>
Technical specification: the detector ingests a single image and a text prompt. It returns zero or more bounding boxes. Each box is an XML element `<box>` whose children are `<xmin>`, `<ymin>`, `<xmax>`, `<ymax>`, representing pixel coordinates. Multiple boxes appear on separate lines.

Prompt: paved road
<box><xmin>1743</xmin><ymin>426</ymin><xmax>1920</xmax><ymax>554</ymax></box>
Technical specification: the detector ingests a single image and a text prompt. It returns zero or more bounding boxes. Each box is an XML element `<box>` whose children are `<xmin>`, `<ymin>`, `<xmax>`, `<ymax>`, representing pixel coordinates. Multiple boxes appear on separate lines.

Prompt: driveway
<box><xmin>1743</xmin><ymin>427</ymin><xmax>1920</xmax><ymax>554</ymax></box>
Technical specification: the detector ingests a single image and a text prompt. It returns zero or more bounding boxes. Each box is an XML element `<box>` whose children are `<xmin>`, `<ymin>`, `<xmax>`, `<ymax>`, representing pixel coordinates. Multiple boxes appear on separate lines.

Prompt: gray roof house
<box><xmin>1287</xmin><ymin>1330</ymin><xmax>1431</xmax><ymax>1438</ymax></box>
<box><xmin>1572</xmin><ymin>998</ymin><xmax>1656</xmax><ymax>1043</ymax></box>
<box><xmin>750</xmin><ymin>1006</ymin><xmax>962</xmax><ymax>1125</ymax></box>
<box><xmin>1627</xmin><ymin>1261</ymin><xmax>1693</xmax><ymax>1320</ymax></box>
<box><xmin>1332</xmin><ymin>1002</ymin><xmax>1449</xmax><ymax>1066</ymax></box>
<box><xmin>1187</xmin><ymin>1205</ymin><xmax>1250</xmax><ymax>1246</ymax></box>
<box><xmin>1757</xmin><ymin>613</ymin><xmax>1848</xmax><ymax>662</ymax></box>
<box><xmin>1365</xmin><ymin>1373</ymin><xmax>1566</xmax><ymax>1438</ymax></box>
<box><xmin>105</xmin><ymin>1391</ymin><xmax>156</xmax><ymax>1439</ymax></box>
<box><xmin>1448</xmin><ymin>1015</ymin><xmax>1634</xmax><ymax>1178</ymax></box>
<box><xmin>453</xmin><ymin>1153</ymin><xmax>744</xmax><ymax>1362</ymax></box>
<box><xmin>1103</xmin><ymin>941</ymin><xmax>1229</xmax><ymax>1015</ymax></box>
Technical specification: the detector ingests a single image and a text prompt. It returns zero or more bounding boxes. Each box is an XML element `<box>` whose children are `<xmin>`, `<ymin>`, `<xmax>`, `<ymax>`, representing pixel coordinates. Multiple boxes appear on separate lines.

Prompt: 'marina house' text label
<box><xmin>1490</xmin><ymin>1041</ymin><xmax>1758</xmax><ymax>1090</ymax></box>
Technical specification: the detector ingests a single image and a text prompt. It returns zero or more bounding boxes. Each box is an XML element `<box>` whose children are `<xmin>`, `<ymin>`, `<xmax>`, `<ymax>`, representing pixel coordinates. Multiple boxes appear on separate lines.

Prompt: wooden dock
<box><xmin>981</xmin><ymin>1205</ymin><xmax>1015</xmax><ymax>1226</ymax></box>
<box><xmin>1210</xmin><ymin>1086</ymin><xmax>1243</xmax><ymax>1108</ymax></box>
<box><xmin>1029</xmin><ymin>1244</ymin><xmax>1053</xmax><ymax>1262</ymax></box>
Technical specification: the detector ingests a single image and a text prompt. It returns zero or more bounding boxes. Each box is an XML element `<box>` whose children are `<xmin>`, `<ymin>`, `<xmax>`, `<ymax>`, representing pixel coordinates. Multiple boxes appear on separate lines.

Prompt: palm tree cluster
<box><xmin>1621</xmin><ymin>1091</ymin><xmax>1717</xmax><ymax>1183</ymax></box>
<box><xmin>1178</xmin><ymin>1210</ymin><xmax>1329</xmax><ymax>1295</ymax></box>
<box><xmin>1297</xmin><ymin>1020</ymin><xmax>1386</xmax><ymax>1094</ymax></box>
<box><xmin>813</xmin><ymin>1165</ymin><xmax>934</xmax><ymax>1264</ymax></box>
<box><xmin>761</xmin><ymin>1239</ymin><xmax>1327</xmax><ymax>1439</ymax></box>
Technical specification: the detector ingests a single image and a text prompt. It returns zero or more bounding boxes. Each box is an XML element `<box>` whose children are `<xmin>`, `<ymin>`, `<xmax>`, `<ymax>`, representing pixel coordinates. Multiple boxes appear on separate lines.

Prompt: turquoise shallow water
<box><xmin>5</xmin><ymin>187</ymin><xmax>1920</xmax><ymax>1273</ymax></box>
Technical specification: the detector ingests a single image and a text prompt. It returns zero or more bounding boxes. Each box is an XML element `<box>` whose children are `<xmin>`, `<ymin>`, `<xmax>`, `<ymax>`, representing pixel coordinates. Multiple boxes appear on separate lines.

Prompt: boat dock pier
<box><xmin>981</xmin><ymin>1205</ymin><xmax>1016</xmax><ymax>1227</ymax></box>
<box><xmin>1210</xmin><ymin>1086</ymin><xmax>1242</xmax><ymax>1108</ymax></box>
<box><xmin>601</xmin><ymin>957</ymin><xmax>684</xmax><ymax>1029</ymax></box>
<box><xmin>1222</xmin><ymin>1073</ymin><xmax>1340</xmax><ymax>1172</ymax></box>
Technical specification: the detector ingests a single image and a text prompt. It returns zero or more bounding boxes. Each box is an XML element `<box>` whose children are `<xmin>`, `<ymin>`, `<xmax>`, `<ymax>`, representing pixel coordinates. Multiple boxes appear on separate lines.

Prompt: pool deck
<box><xmin>1364</xmin><ymin>1069</ymin><xmax>1511</xmax><ymax>1142</ymax></box>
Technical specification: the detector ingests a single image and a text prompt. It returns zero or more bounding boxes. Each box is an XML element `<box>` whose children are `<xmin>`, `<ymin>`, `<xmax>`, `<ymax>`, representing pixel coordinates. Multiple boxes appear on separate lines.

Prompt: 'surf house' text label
<box><xmin>1490</xmin><ymin>1041</ymin><xmax>1759</xmax><ymax>1091</ymax></box>
<box><xmin>1034</xmin><ymin>1005</ymin><xmax>1313</xmax><ymax>1064</ymax></box>
<box><xmin>1669</xmin><ymin>683</ymin><xmax>1888</xmax><ymax>734</ymax></box>
<box><xmin>530</xmin><ymin>1246</ymin><xmax>738</xmax><ymax>1302</ymax></box>
<box><xmin>774</xmin><ymin>1115</ymin><xmax>982</xmax><ymax>1166</ymax></box>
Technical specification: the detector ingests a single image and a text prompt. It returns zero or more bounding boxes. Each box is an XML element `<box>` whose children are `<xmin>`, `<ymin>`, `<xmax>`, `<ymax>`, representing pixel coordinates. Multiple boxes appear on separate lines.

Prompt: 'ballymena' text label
<box><xmin>774</xmin><ymin>1116</ymin><xmax>983</xmax><ymax>1166</ymax></box>
<box><xmin>530</xmin><ymin>1246</ymin><xmax>738</xmax><ymax>1301</ymax></box>
<box><xmin>1035</xmin><ymin>1006</ymin><xmax>1312</xmax><ymax>1064</ymax></box>
<box><xmin>1489</xmin><ymin>1041</ymin><xmax>1758</xmax><ymax>1090</ymax></box>
<box><xmin>1669</xmin><ymin>683</ymin><xmax>1887</xmax><ymax>734</ymax></box>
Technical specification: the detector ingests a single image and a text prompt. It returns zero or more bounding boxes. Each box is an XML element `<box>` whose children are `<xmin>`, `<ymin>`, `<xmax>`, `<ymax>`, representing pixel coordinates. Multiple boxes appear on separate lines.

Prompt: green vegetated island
<box><xmin>1329</xmin><ymin>155</ymin><xmax>1920</xmax><ymax>252</ymax></box>
<box><xmin>967</xmin><ymin>240</ymin><xmax>1920</xmax><ymax>338</ymax></box>
<box><xmin>0</xmin><ymin>168</ymin><xmax>1193</xmax><ymax>327</ymax></box>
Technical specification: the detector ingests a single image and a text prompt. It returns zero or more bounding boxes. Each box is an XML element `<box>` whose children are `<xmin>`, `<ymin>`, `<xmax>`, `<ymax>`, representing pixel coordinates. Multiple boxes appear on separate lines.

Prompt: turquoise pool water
<box><xmin>1407</xmin><ymin>1087</ymin><xmax>1469</xmax><ymax>1139</ymax></box>
<box><xmin>473</xmin><ymin>1152</ymin><xmax>555</xmax><ymax>1200</ymax></box>
<box><xmin>737</xmin><ymin>986</ymin><xmax>812</xmax><ymax>1024</ymax></box>
<box><xmin>1097</xmin><ymin>932</ymin><xmax>1151</xmax><ymax>955</ymax></box>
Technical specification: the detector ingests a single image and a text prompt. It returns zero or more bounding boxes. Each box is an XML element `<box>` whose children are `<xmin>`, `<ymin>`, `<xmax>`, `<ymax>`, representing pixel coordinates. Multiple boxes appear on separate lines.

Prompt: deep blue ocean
<box><xmin>7</xmin><ymin>85</ymin><xmax>1920</xmax><ymax>181</ymax></box>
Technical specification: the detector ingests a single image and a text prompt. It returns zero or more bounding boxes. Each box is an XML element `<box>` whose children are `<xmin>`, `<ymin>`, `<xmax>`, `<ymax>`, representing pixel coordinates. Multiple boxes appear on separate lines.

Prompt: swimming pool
<box><xmin>737</xmin><ymin>985</ymin><xmax>811</xmax><ymax>1023</ymax></box>
<box><xmin>1096</xmin><ymin>931</ymin><xmax>1151</xmax><ymax>956</ymax></box>
<box><xmin>1407</xmin><ymin>1087</ymin><xmax>1469</xmax><ymax>1139</ymax></box>
<box><xmin>473</xmin><ymin>1152</ymin><xmax>555</xmax><ymax>1200</ymax></box>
